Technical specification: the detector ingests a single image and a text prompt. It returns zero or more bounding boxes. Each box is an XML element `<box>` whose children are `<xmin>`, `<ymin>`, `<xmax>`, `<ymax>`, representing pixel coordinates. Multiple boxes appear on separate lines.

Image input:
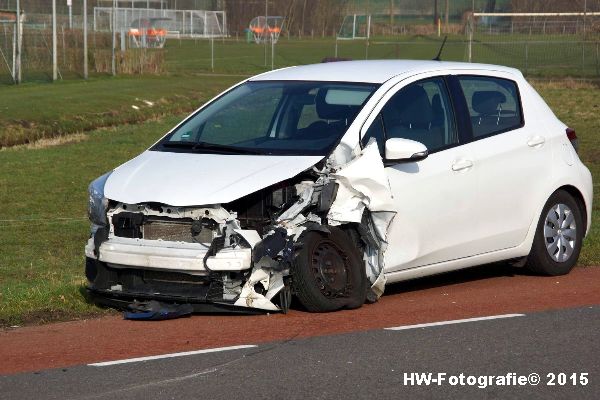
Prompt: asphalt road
<box><xmin>1</xmin><ymin>306</ymin><xmax>598</xmax><ymax>400</ymax></box>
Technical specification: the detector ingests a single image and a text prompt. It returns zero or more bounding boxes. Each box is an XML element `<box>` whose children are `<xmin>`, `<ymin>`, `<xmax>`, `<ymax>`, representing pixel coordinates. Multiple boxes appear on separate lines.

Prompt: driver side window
<box><xmin>363</xmin><ymin>77</ymin><xmax>458</xmax><ymax>156</ymax></box>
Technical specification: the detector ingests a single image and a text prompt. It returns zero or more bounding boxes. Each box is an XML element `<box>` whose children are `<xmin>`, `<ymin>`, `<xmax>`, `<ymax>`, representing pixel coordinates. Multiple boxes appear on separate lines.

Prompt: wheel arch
<box><xmin>555</xmin><ymin>184</ymin><xmax>588</xmax><ymax>234</ymax></box>
<box><xmin>520</xmin><ymin>181</ymin><xmax>590</xmax><ymax>257</ymax></box>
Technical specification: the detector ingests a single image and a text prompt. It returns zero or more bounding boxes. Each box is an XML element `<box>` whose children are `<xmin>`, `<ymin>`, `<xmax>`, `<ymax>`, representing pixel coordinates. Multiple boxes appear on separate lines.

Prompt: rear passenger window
<box><xmin>458</xmin><ymin>76</ymin><xmax>523</xmax><ymax>138</ymax></box>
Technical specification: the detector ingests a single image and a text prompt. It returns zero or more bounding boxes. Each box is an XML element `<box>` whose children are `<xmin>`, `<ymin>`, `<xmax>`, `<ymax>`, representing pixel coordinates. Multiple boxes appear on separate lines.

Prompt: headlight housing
<box><xmin>88</xmin><ymin>172</ymin><xmax>112</xmax><ymax>226</ymax></box>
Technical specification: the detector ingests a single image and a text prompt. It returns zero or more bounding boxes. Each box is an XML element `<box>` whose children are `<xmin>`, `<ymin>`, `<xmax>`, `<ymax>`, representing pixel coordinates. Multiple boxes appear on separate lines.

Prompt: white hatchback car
<box><xmin>85</xmin><ymin>60</ymin><xmax>593</xmax><ymax>314</ymax></box>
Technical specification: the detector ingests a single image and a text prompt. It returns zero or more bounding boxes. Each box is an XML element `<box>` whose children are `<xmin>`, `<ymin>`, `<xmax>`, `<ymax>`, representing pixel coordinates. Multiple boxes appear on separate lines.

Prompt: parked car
<box><xmin>85</xmin><ymin>60</ymin><xmax>593</xmax><ymax>314</ymax></box>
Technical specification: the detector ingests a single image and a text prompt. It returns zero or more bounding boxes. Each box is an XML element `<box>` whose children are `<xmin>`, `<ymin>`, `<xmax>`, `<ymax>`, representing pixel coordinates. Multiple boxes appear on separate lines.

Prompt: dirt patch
<box><xmin>2</xmin><ymin>133</ymin><xmax>89</xmax><ymax>151</ymax></box>
<box><xmin>1</xmin><ymin>308</ymin><xmax>114</xmax><ymax>330</ymax></box>
<box><xmin>531</xmin><ymin>78</ymin><xmax>600</xmax><ymax>90</ymax></box>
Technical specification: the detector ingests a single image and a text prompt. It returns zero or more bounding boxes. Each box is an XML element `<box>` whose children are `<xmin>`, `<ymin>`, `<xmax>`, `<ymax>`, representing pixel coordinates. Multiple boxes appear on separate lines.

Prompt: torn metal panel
<box><xmin>222</xmin><ymin>275</ymin><xmax>243</xmax><ymax>300</ymax></box>
<box><xmin>205</xmin><ymin>248</ymin><xmax>253</xmax><ymax>271</ymax></box>
<box><xmin>327</xmin><ymin>140</ymin><xmax>396</xmax><ymax>236</ymax></box>
<box><xmin>233</xmin><ymin>266</ymin><xmax>282</xmax><ymax>311</ymax></box>
<box><xmin>326</xmin><ymin>140</ymin><xmax>397</xmax><ymax>297</ymax></box>
<box><xmin>107</xmin><ymin>203</ymin><xmax>234</xmax><ymax>224</ymax></box>
<box><xmin>233</xmin><ymin>229</ymin><xmax>262</xmax><ymax>248</ymax></box>
<box><xmin>277</xmin><ymin>184</ymin><xmax>315</xmax><ymax>222</ymax></box>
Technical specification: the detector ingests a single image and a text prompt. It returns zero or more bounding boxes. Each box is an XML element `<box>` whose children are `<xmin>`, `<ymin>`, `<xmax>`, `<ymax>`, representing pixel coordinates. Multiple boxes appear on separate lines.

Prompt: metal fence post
<box><xmin>84</xmin><ymin>0</ymin><xmax>88</xmax><ymax>79</ymax></box>
<box><xmin>52</xmin><ymin>0</ymin><xmax>57</xmax><ymax>81</ymax></box>
<box><xmin>61</xmin><ymin>25</ymin><xmax>66</xmax><ymax>68</ymax></box>
<box><xmin>211</xmin><ymin>31</ymin><xmax>214</xmax><ymax>72</ymax></box>
<box><xmin>525</xmin><ymin>42</ymin><xmax>529</xmax><ymax>75</ymax></box>
<box><xmin>596</xmin><ymin>42</ymin><xmax>600</xmax><ymax>75</ymax></box>
<box><xmin>467</xmin><ymin>14</ymin><xmax>473</xmax><ymax>62</ymax></box>
<box><xmin>15</xmin><ymin>0</ymin><xmax>21</xmax><ymax>83</ymax></box>
<box><xmin>68</xmin><ymin>0</ymin><xmax>73</xmax><ymax>29</ymax></box>
<box><xmin>264</xmin><ymin>1</ymin><xmax>268</xmax><ymax>67</ymax></box>
<box><xmin>112</xmin><ymin>0</ymin><xmax>116</xmax><ymax>76</ymax></box>
<box><xmin>12</xmin><ymin>23</ymin><xmax>16</xmax><ymax>82</ymax></box>
<box><xmin>334</xmin><ymin>37</ymin><xmax>338</xmax><ymax>57</ymax></box>
<box><xmin>271</xmin><ymin>33</ymin><xmax>274</xmax><ymax>70</ymax></box>
<box><xmin>582</xmin><ymin>41</ymin><xmax>586</xmax><ymax>75</ymax></box>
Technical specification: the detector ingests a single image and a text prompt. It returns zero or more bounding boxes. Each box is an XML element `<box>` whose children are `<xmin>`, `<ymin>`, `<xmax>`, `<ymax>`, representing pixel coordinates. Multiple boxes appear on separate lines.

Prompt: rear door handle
<box><xmin>452</xmin><ymin>159</ymin><xmax>474</xmax><ymax>172</ymax></box>
<box><xmin>527</xmin><ymin>136</ymin><xmax>546</xmax><ymax>148</ymax></box>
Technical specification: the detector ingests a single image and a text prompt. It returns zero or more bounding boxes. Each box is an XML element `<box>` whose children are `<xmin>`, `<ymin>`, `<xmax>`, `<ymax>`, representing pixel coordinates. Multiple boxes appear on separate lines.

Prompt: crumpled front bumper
<box><xmin>87</xmin><ymin>288</ymin><xmax>262</xmax><ymax>313</ymax></box>
<box><xmin>84</xmin><ymin>234</ymin><xmax>259</xmax><ymax>312</ymax></box>
<box><xmin>85</xmin><ymin>257</ymin><xmax>265</xmax><ymax>313</ymax></box>
<box><xmin>84</xmin><ymin>237</ymin><xmax>252</xmax><ymax>274</ymax></box>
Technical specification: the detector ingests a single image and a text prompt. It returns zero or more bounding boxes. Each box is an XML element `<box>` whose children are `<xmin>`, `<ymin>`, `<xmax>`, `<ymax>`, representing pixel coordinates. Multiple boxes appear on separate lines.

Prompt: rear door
<box><xmin>451</xmin><ymin>74</ymin><xmax>551</xmax><ymax>251</ymax></box>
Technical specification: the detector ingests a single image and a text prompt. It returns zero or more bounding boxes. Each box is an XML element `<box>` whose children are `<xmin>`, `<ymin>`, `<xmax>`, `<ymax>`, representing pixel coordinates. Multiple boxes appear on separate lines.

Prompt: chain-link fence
<box><xmin>2</xmin><ymin>1</ymin><xmax>600</xmax><ymax>85</ymax></box>
<box><xmin>0</xmin><ymin>2</ymin><xmax>225</xmax><ymax>84</ymax></box>
<box><xmin>466</xmin><ymin>11</ymin><xmax>600</xmax><ymax>76</ymax></box>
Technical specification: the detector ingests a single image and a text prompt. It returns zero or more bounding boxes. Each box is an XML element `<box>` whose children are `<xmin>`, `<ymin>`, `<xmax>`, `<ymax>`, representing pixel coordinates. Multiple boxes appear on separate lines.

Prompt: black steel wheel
<box><xmin>292</xmin><ymin>227</ymin><xmax>367</xmax><ymax>312</ymax></box>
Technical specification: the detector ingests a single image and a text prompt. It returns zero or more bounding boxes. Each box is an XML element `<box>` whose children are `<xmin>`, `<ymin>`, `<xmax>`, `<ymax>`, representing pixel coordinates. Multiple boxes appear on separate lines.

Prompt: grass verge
<box><xmin>0</xmin><ymin>74</ymin><xmax>241</xmax><ymax>147</ymax></box>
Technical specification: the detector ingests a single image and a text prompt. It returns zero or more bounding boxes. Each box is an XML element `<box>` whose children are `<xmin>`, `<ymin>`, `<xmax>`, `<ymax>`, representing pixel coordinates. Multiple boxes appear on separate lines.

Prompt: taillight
<box><xmin>566</xmin><ymin>128</ymin><xmax>578</xmax><ymax>153</ymax></box>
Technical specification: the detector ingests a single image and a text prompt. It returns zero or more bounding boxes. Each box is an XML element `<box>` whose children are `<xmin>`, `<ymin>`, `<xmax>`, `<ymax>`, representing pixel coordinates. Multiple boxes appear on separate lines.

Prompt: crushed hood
<box><xmin>104</xmin><ymin>150</ymin><xmax>323</xmax><ymax>206</ymax></box>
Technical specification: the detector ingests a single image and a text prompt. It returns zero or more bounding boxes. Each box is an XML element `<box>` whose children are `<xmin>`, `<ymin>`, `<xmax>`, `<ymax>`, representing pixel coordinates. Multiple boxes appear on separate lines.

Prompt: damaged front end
<box><xmin>85</xmin><ymin>141</ymin><xmax>394</xmax><ymax>314</ymax></box>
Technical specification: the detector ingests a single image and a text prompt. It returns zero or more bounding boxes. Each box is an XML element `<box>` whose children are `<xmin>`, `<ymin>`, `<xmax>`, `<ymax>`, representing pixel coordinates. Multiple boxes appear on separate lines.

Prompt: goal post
<box><xmin>0</xmin><ymin>9</ymin><xmax>24</xmax><ymax>83</ymax></box>
<box><xmin>248</xmin><ymin>16</ymin><xmax>283</xmax><ymax>44</ymax></box>
<box><xmin>337</xmin><ymin>14</ymin><xmax>371</xmax><ymax>40</ymax></box>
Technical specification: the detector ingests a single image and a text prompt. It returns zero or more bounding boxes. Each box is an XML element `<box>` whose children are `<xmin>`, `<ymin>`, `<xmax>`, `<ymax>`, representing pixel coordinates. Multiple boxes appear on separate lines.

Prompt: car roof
<box><xmin>250</xmin><ymin>60</ymin><xmax>522</xmax><ymax>84</ymax></box>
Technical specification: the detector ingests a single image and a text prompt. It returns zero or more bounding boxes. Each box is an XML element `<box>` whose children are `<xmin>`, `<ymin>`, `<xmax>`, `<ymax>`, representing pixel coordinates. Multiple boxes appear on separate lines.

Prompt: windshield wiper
<box><xmin>162</xmin><ymin>141</ymin><xmax>262</xmax><ymax>155</ymax></box>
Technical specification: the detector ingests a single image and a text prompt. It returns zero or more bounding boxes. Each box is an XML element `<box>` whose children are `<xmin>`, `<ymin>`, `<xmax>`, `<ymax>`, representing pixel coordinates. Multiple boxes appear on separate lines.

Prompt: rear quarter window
<box><xmin>458</xmin><ymin>76</ymin><xmax>523</xmax><ymax>139</ymax></box>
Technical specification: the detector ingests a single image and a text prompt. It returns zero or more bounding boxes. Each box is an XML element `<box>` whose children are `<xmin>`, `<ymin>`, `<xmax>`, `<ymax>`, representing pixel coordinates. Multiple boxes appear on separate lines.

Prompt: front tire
<box><xmin>526</xmin><ymin>190</ymin><xmax>583</xmax><ymax>276</ymax></box>
<box><xmin>292</xmin><ymin>227</ymin><xmax>367</xmax><ymax>312</ymax></box>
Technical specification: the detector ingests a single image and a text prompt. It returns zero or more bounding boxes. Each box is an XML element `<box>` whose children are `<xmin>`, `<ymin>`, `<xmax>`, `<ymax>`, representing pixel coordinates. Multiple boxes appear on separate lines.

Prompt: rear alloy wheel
<box><xmin>292</xmin><ymin>227</ymin><xmax>367</xmax><ymax>312</ymax></box>
<box><xmin>526</xmin><ymin>191</ymin><xmax>584</xmax><ymax>276</ymax></box>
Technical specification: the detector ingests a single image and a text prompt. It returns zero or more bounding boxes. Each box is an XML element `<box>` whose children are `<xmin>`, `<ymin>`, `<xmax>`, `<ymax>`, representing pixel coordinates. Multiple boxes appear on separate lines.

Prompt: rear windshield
<box><xmin>153</xmin><ymin>81</ymin><xmax>379</xmax><ymax>156</ymax></box>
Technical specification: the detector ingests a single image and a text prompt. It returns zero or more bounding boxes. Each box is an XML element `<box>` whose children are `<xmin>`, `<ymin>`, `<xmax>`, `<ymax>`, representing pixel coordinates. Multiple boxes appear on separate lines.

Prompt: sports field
<box><xmin>3</xmin><ymin>35</ymin><xmax>598</xmax><ymax>147</ymax></box>
<box><xmin>0</xmin><ymin>37</ymin><xmax>598</xmax><ymax>327</ymax></box>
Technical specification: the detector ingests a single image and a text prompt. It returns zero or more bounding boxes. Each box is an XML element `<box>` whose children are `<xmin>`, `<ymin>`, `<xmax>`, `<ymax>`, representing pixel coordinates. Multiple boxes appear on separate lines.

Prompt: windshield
<box><xmin>153</xmin><ymin>81</ymin><xmax>379</xmax><ymax>156</ymax></box>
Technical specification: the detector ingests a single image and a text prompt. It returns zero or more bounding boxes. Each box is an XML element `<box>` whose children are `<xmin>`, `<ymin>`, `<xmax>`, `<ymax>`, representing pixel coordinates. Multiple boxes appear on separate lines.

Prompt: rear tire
<box><xmin>292</xmin><ymin>227</ymin><xmax>367</xmax><ymax>312</ymax></box>
<box><xmin>526</xmin><ymin>190</ymin><xmax>583</xmax><ymax>276</ymax></box>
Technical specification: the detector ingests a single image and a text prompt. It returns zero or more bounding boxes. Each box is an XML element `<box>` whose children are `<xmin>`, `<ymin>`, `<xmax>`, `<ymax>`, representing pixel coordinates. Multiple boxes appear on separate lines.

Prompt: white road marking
<box><xmin>88</xmin><ymin>345</ymin><xmax>257</xmax><ymax>367</ymax></box>
<box><xmin>384</xmin><ymin>313</ymin><xmax>525</xmax><ymax>331</ymax></box>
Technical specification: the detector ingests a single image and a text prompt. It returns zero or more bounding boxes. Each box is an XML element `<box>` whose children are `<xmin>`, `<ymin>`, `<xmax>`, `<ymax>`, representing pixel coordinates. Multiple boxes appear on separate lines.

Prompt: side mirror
<box><xmin>385</xmin><ymin>138</ymin><xmax>429</xmax><ymax>163</ymax></box>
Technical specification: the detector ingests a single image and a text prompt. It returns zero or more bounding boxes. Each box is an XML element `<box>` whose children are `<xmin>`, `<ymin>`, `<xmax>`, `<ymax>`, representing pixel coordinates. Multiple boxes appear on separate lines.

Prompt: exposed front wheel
<box><xmin>526</xmin><ymin>191</ymin><xmax>584</xmax><ymax>276</ymax></box>
<box><xmin>292</xmin><ymin>227</ymin><xmax>367</xmax><ymax>312</ymax></box>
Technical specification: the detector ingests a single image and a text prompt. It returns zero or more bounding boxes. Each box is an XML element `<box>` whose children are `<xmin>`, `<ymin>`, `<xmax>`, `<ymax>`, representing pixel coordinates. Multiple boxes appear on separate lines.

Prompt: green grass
<box><xmin>0</xmin><ymin>74</ymin><xmax>241</xmax><ymax>147</ymax></box>
<box><xmin>0</xmin><ymin>117</ymin><xmax>180</xmax><ymax>326</ymax></box>
<box><xmin>0</xmin><ymin>81</ymin><xmax>598</xmax><ymax>327</ymax></box>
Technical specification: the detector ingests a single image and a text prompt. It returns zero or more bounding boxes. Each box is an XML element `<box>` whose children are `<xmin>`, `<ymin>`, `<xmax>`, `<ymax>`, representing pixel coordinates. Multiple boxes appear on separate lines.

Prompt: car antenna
<box><xmin>433</xmin><ymin>36</ymin><xmax>448</xmax><ymax>61</ymax></box>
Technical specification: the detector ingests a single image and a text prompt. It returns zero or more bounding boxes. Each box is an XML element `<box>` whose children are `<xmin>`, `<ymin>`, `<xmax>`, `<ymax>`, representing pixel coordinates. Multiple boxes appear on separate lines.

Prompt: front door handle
<box><xmin>452</xmin><ymin>159</ymin><xmax>474</xmax><ymax>172</ymax></box>
<box><xmin>527</xmin><ymin>136</ymin><xmax>546</xmax><ymax>148</ymax></box>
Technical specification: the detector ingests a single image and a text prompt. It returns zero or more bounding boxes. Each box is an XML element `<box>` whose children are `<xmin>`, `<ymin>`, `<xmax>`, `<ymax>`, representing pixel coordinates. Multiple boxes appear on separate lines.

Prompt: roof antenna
<box><xmin>433</xmin><ymin>36</ymin><xmax>448</xmax><ymax>61</ymax></box>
